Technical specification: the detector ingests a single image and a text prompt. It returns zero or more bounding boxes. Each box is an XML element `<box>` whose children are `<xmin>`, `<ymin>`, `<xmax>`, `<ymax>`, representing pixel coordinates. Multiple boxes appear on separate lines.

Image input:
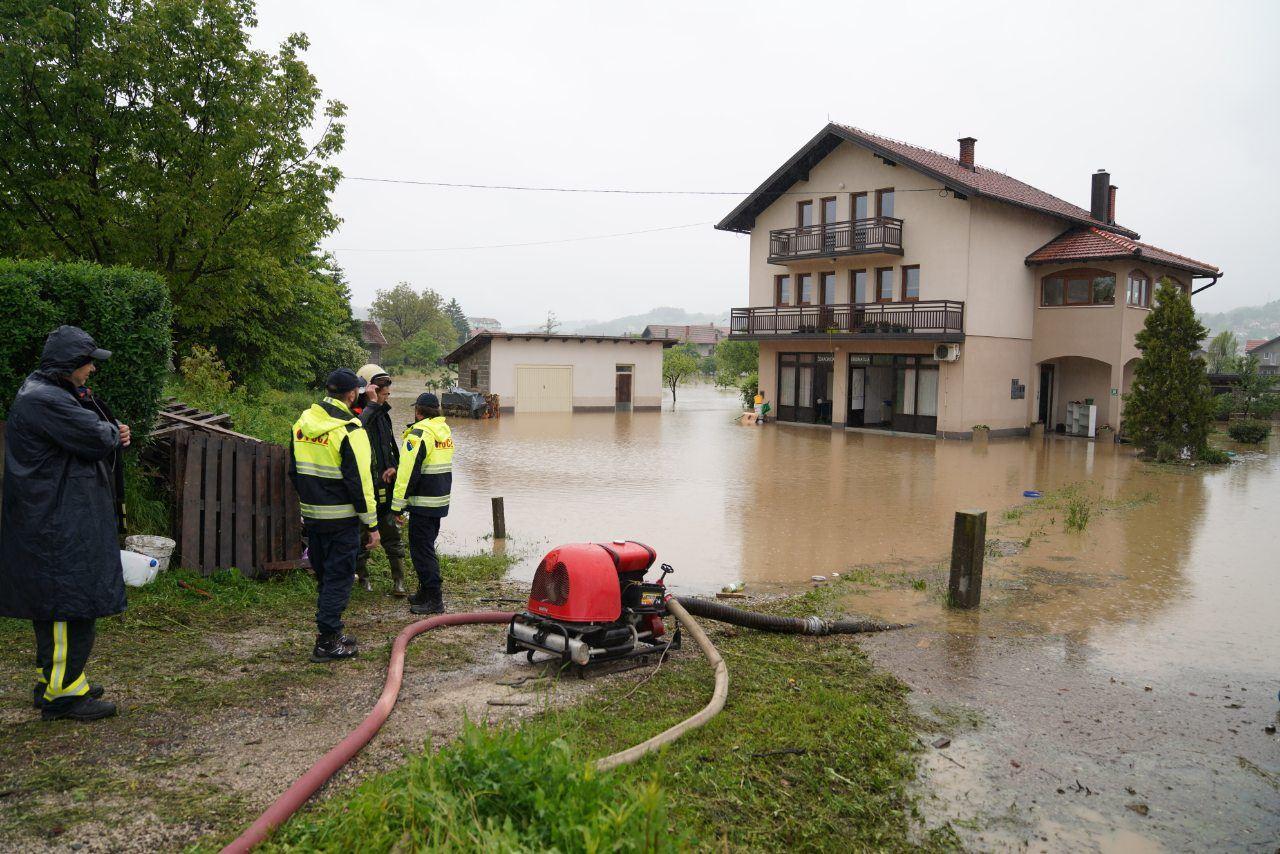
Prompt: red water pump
<box><xmin>505</xmin><ymin>541</ymin><xmax>679</xmax><ymax>670</ymax></box>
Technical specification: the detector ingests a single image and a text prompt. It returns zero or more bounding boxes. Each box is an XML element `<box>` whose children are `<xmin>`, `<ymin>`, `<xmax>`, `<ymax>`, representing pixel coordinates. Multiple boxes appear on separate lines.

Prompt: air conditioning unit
<box><xmin>934</xmin><ymin>343</ymin><xmax>961</xmax><ymax>362</ymax></box>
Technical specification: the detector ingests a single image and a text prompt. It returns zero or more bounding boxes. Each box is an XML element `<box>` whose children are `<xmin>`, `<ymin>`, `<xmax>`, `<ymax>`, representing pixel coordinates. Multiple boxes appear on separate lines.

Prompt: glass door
<box><xmin>847</xmin><ymin>364</ymin><xmax>866</xmax><ymax>426</ymax></box>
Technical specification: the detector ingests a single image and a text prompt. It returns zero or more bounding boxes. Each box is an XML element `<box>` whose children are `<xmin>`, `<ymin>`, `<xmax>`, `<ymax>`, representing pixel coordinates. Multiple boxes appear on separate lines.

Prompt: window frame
<box><xmin>1127</xmin><ymin>269</ymin><xmax>1151</xmax><ymax>308</ymax></box>
<box><xmin>819</xmin><ymin>196</ymin><xmax>837</xmax><ymax>224</ymax></box>
<box><xmin>1040</xmin><ymin>268</ymin><xmax>1117</xmax><ymax>307</ymax></box>
<box><xmin>796</xmin><ymin>273</ymin><xmax>815</xmax><ymax>306</ymax></box>
<box><xmin>875</xmin><ymin>188</ymin><xmax>895</xmax><ymax>219</ymax></box>
<box><xmin>851</xmin><ymin>192</ymin><xmax>869</xmax><ymax>221</ymax></box>
<box><xmin>875</xmin><ymin>267</ymin><xmax>895</xmax><ymax>302</ymax></box>
<box><xmin>901</xmin><ymin>265</ymin><xmax>920</xmax><ymax>302</ymax></box>
<box><xmin>820</xmin><ymin>271</ymin><xmax>837</xmax><ymax>305</ymax></box>
<box><xmin>797</xmin><ymin>200</ymin><xmax>814</xmax><ymax>228</ymax></box>
<box><xmin>850</xmin><ymin>269</ymin><xmax>869</xmax><ymax>304</ymax></box>
<box><xmin>775</xmin><ymin>274</ymin><xmax>792</xmax><ymax>306</ymax></box>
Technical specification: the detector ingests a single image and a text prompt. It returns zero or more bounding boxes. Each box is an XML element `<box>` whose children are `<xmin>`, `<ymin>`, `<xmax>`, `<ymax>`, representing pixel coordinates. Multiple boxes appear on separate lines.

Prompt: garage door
<box><xmin>515</xmin><ymin>365</ymin><xmax>573</xmax><ymax>412</ymax></box>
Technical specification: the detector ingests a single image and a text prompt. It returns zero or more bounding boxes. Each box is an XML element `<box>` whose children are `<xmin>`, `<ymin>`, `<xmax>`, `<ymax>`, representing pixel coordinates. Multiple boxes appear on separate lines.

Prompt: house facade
<box><xmin>641</xmin><ymin>323</ymin><xmax>726</xmax><ymax>356</ymax></box>
<box><xmin>444</xmin><ymin>332</ymin><xmax>673</xmax><ymax>413</ymax></box>
<box><xmin>1246</xmin><ymin>336</ymin><xmax>1280</xmax><ymax>376</ymax></box>
<box><xmin>716</xmin><ymin>124</ymin><xmax>1222</xmax><ymax>438</ymax></box>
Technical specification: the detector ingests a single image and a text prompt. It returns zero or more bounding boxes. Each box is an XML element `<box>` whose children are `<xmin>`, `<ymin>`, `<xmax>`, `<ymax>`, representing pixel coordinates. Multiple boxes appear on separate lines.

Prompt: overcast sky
<box><xmin>251</xmin><ymin>0</ymin><xmax>1279</xmax><ymax>323</ymax></box>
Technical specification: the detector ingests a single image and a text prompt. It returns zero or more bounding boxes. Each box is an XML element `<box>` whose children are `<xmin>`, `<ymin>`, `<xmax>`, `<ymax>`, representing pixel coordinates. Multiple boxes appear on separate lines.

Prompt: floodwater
<box><xmin>390</xmin><ymin>383</ymin><xmax>1279</xmax><ymax>850</ymax></box>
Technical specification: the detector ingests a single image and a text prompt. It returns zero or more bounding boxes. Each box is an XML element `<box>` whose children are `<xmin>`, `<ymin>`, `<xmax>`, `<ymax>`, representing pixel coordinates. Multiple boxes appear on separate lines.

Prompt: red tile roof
<box><xmin>1025</xmin><ymin>227</ymin><xmax>1219</xmax><ymax>276</ymax></box>
<box><xmin>1245</xmin><ymin>338</ymin><xmax>1269</xmax><ymax>353</ymax></box>
<box><xmin>360</xmin><ymin>320</ymin><xmax>388</xmax><ymax>347</ymax></box>
<box><xmin>717</xmin><ymin>123</ymin><xmax>1140</xmax><ymax>238</ymax></box>
<box><xmin>642</xmin><ymin>324</ymin><xmax>726</xmax><ymax>345</ymax></box>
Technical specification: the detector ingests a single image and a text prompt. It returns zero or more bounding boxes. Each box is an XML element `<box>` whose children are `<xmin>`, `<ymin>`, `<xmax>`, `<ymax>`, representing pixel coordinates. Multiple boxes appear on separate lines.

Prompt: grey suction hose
<box><xmin>673</xmin><ymin>595</ymin><xmax>907</xmax><ymax>635</ymax></box>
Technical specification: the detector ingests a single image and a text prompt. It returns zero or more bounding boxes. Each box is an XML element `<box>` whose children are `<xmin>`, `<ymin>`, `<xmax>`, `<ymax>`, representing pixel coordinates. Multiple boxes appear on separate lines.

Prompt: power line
<box><xmin>344</xmin><ymin>175</ymin><xmax>951</xmax><ymax>197</ymax></box>
<box><xmin>329</xmin><ymin>221</ymin><xmax>713</xmax><ymax>253</ymax></box>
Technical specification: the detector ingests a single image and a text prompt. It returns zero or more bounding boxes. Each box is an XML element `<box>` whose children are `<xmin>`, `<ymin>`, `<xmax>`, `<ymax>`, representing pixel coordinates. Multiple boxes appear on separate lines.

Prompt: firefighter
<box><xmin>0</xmin><ymin>326</ymin><xmax>127</xmax><ymax>721</ymax></box>
<box><xmin>391</xmin><ymin>392</ymin><xmax>453</xmax><ymax>615</ymax></box>
<box><xmin>352</xmin><ymin>364</ymin><xmax>406</xmax><ymax>596</ymax></box>
<box><xmin>289</xmin><ymin>368</ymin><xmax>381</xmax><ymax>662</ymax></box>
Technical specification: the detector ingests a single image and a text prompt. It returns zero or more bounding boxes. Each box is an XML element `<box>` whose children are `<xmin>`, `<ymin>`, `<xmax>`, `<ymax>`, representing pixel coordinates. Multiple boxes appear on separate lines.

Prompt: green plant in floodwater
<box><xmin>1064</xmin><ymin>495</ymin><xmax>1091</xmax><ymax>532</ymax></box>
<box><xmin>910</xmin><ymin>578</ymin><xmax>927</xmax><ymax>591</ymax></box>
<box><xmin>1002</xmin><ymin>507</ymin><xmax>1025</xmax><ymax>521</ymax></box>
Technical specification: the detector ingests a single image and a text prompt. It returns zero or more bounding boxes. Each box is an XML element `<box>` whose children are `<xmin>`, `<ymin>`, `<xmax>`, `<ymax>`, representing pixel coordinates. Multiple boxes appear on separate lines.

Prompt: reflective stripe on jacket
<box><xmin>391</xmin><ymin>416</ymin><xmax>453</xmax><ymax>517</ymax></box>
<box><xmin>288</xmin><ymin>397</ymin><xmax>377</xmax><ymax>528</ymax></box>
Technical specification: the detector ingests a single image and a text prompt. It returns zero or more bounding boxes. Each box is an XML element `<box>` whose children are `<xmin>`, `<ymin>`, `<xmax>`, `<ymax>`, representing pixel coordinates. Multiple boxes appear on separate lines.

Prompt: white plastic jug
<box><xmin>121</xmin><ymin>549</ymin><xmax>160</xmax><ymax>587</ymax></box>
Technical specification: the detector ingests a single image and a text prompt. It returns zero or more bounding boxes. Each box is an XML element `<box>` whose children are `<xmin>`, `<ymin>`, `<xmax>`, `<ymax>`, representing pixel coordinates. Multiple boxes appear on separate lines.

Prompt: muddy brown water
<box><xmin>390</xmin><ymin>382</ymin><xmax>1278</xmax><ymax>850</ymax></box>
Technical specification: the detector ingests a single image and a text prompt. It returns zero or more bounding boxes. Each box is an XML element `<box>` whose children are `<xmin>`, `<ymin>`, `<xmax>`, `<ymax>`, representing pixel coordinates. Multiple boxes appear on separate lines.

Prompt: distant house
<box><xmin>641</xmin><ymin>323</ymin><xmax>726</xmax><ymax>357</ymax></box>
<box><xmin>1246</xmin><ymin>335</ymin><xmax>1280</xmax><ymax>375</ymax></box>
<box><xmin>467</xmin><ymin>316</ymin><xmax>503</xmax><ymax>337</ymax></box>
<box><xmin>444</xmin><ymin>332</ymin><xmax>674</xmax><ymax>413</ymax></box>
<box><xmin>361</xmin><ymin>320</ymin><xmax>388</xmax><ymax>363</ymax></box>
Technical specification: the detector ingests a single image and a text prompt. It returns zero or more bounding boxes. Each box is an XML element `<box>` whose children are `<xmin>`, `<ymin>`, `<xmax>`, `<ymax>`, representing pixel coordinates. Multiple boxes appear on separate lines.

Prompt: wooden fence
<box><xmin>173</xmin><ymin>431</ymin><xmax>303</xmax><ymax>576</ymax></box>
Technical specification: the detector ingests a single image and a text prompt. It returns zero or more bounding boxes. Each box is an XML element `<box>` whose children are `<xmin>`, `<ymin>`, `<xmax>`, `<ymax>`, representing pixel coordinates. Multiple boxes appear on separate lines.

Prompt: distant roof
<box><xmin>1245</xmin><ymin>337</ymin><xmax>1276</xmax><ymax>353</ymax></box>
<box><xmin>1025</xmin><ymin>227</ymin><xmax>1220</xmax><ymax>277</ymax></box>
<box><xmin>716</xmin><ymin>123</ymin><xmax>1139</xmax><ymax>237</ymax></box>
<box><xmin>642</xmin><ymin>324</ymin><xmax>726</xmax><ymax>345</ymax></box>
<box><xmin>360</xmin><ymin>320</ymin><xmax>387</xmax><ymax>347</ymax></box>
<box><xmin>467</xmin><ymin>316</ymin><xmax>502</xmax><ymax>328</ymax></box>
<box><xmin>443</xmin><ymin>331</ymin><xmax>676</xmax><ymax>364</ymax></box>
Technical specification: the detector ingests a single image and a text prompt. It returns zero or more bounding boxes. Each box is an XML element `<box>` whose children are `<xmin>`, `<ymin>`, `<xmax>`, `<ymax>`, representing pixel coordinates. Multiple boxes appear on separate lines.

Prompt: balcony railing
<box><xmin>768</xmin><ymin>216</ymin><xmax>903</xmax><ymax>263</ymax></box>
<box><xmin>730</xmin><ymin>300</ymin><xmax>964</xmax><ymax>337</ymax></box>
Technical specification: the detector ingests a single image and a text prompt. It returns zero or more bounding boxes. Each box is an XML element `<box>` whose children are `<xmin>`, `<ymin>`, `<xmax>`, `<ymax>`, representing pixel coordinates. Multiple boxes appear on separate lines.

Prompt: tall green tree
<box><xmin>1233</xmin><ymin>354</ymin><xmax>1277</xmax><ymax>418</ymax></box>
<box><xmin>1124</xmin><ymin>279</ymin><xmax>1214</xmax><ymax>460</ymax></box>
<box><xmin>0</xmin><ymin>0</ymin><xmax>350</xmax><ymax>383</ymax></box>
<box><xmin>369</xmin><ymin>282</ymin><xmax>457</xmax><ymax>368</ymax></box>
<box><xmin>1205</xmin><ymin>330</ymin><xmax>1240</xmax><ymax>374</ymax></box>
<box><xmin>712</xmin><ymin>339</ymin><xmax>758</xmax><ymax>386</ymax></box>
<box><xmin>662</xmin><ymin>345</ymin><xmax>699</xmax><ymax>410</ymax></box>
<box><xmin>444</xmin><ymin>298</ymin><xmax>470</xmax><ymax>345</ymax></box>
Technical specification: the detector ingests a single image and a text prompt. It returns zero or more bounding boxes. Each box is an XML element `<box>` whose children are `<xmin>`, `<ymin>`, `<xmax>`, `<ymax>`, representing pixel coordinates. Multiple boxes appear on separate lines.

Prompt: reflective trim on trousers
<box><xmin>45</xmin><ymin>622</ymin><xmax>89</xmax><ymax>702</ymax></box>
<box><xmin>299</xmin><ymin>501</ymin><xmax>357</xmax><ymax>519</ymax></box>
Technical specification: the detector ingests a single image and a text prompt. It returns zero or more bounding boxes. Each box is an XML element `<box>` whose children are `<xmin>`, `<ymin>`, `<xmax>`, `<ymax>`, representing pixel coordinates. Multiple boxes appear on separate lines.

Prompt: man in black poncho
<box><xmin>0</xmin><ymin>326</ymin><xmax>130</xmax><ymax>721</ymax></box>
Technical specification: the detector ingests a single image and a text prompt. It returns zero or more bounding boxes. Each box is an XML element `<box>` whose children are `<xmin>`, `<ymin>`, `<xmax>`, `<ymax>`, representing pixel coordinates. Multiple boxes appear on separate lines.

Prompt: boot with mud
<box><xmin>388</xmin><ymin>554</ymin><xmax>407</xmax><ymax>597</ymax></box>
<box><xmin>34</xmin><ymin>683</ymin><xmax>104</xmax><ymax>709</ymax></box>
<box><xmin>409</xmin><ymin>588</ymin><xmax>444</xmax><ymax>616</ymax></box>
<box><xmin>310</xmin><ymin>633</ymin><xmax>358</xmax><ymax>663</ymax></box>
<box><xmin>354</xmin><ymin>569</ymin><xmax>373</xmax><ymax>593</ymax></box>
<box><xmin>41</xmin><ymin>695</ymin><xmax>117</xmax><ymax>722</ymax></box>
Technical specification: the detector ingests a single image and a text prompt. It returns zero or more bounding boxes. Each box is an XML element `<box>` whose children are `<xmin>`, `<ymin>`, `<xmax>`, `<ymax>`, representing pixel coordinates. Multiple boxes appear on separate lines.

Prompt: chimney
<box><xmin>1107</xmin><ymin>184</ymin><xmax>1117</xmax><ymax>224</ymax></box>
<box><xmin>1090</xmin><ymin>170</ymin><xmax>1110</xmax><ymax>221</ymax></box>
<box><xmin>958</xmin><ymin>137</ymin><xmax>976</xmax><ymax>171</ymax></box>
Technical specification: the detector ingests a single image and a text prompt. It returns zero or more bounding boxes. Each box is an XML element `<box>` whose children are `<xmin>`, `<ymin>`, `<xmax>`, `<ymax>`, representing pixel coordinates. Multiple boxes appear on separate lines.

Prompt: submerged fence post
<box><xmin>948</xmin><ymin>509</ymin><xmax>986</xmax><ymax>608</ymax></box>
<box><xmin>491</xmin><ymin>496</ymin><xmax>506</xmax><ymax>540</ymax></box>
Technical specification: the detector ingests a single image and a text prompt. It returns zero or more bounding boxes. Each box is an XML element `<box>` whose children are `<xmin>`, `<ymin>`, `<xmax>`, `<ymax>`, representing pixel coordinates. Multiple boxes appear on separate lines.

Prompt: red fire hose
<box><xmin>219</xmin><ymin>611</ymin><xmax>514</xmax><ymax>854</ymax></box>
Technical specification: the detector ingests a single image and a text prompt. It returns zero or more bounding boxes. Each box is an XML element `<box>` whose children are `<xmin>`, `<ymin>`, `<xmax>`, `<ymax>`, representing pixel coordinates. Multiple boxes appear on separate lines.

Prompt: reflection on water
<box><xmin>390</xmin><ymin>383</ymin><xmax>1277</xmax><ymax>682</ymax></box>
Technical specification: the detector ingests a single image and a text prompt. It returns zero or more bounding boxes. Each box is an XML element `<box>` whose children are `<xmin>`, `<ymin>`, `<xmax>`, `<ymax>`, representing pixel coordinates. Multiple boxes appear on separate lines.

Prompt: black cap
<box><xmin>415</xmin><ymin>392</ymin><xmax>440</xmax><ymax>410</ymax></box>
<box><xmin>325</xmin><ymin>368</ymin><xmax>366</xmax><ymax>393</ymax></box>
<box><xmin>39</xmin><ymin>325</ymin><xmax>111</xmax><ymax>373</ymax></box>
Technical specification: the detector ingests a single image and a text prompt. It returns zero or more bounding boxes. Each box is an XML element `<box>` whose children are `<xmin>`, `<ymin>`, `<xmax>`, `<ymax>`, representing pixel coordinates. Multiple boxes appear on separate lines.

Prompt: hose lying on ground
<box><xmin>674</xmin><ymin>595</ymin><xmax>907</xmax><ymax>635</ymax></box>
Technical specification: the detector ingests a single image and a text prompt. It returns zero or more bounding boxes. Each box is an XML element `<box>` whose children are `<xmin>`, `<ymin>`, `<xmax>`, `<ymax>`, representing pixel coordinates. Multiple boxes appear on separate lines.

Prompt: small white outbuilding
<box><xmin>444</xmin><ymin>332</ymin><xmax>675</xmax><ymax>413</ymax></box>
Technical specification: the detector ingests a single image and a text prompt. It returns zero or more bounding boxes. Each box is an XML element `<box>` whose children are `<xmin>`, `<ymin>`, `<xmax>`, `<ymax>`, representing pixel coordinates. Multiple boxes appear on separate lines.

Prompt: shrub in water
<box><xmin>1199</xmin><ymin>447</ymin><xmax>1231</xmax><ymax>464</ymax></box>
<box><xmin>1226</xmin><ymin>419</ymin><xmax>1270</xmax><ymax>444</ymax></box>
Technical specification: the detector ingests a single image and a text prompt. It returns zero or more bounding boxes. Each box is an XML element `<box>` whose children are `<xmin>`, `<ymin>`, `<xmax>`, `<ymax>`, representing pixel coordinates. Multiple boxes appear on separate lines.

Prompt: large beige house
<box><xmin>716</xmin><ymin>124</ymin><xmax>1222</xmax><ymax>437</ymax></box>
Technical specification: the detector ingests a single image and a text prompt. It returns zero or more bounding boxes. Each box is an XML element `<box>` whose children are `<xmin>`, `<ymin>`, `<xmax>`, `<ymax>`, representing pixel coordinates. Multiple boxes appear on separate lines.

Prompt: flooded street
<box><xmin>391</xmin><ymin>383</ymin><xmax>1279</xmax><ymax>850</ymax></box>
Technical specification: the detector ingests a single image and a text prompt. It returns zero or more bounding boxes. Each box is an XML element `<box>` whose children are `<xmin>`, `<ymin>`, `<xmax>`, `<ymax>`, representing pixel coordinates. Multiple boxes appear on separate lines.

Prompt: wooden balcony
<box><xmin>729</xmin><ymin>300</ymin><xmax>964</xmax><ymax>341</ymax></box>
<box><xmin>768</xmin><ymin>216</ymin><xmax>903</xmax><ymax>264</ymax></box>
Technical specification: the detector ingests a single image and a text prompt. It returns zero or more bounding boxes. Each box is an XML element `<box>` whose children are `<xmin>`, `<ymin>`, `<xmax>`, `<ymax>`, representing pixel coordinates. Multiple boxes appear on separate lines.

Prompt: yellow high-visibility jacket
<box><xmin>288</xmin><ymin>397</ymin><xmax>377</xmax><ymax>530</ymax></box>
<box><xmin>391</xmin><ymin>416</ymin><xmax>453</xmax><ymax>517</ymax></box>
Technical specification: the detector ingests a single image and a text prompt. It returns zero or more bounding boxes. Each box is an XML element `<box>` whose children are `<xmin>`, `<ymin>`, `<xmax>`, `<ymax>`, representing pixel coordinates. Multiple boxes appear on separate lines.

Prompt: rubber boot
<box><xmin>34</xmin><ymin>683</ymin><xmax>104</xmax><ymax>710</ymax></box>
<box><xmin>409</xmin><ymin>588</ymin><xmax>445</xmax><ymax>616</ymax></box>
<box><xmin>388</xmin><ymin>555</ymin><xmax>407</xmax><ymax>598</ymax></box>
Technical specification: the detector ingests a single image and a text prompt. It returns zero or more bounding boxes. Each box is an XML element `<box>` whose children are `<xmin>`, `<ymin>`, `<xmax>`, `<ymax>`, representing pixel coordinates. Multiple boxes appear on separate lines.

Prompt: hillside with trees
<box><xmin>1199</xmin><ymin>299</ymin><xmax>1280</xmax><ymax>347</ymax></box>
<box><xmin>509</xmin><ymin>307</ymin><xmax>730</xmax><ymax>336</ymax></box>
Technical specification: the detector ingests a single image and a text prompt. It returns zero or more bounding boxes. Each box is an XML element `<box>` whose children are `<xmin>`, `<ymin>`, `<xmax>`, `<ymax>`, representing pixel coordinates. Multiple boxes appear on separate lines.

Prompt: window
<box><xmin>820</xmin><ymin>197</ymin><xmax>837</xmax><ymax>223</ymax></box>
<box><xmin>797</xmin><ymin>273</ymin><xmax>815</xmax><ymax>305</ymax></box>
<box><xmin>797</xmin><ymin>200</ymin><xmax>814</xmax><ymax>227</ymax></box>
<box><xmin>820</xmin><ymin>272</ymin><xmax>837</xmax><ymax>305</ymax></box>
<box><xmin>902</xmin><ymin>265</ymin><xmax>920</xmax><ymax>301</ymax></box>
<box><xmin>469</xmin><ymin>369</ymin><xmax>478</xmax><ymax>387</ymax></box>
<box><xmin>1040</xmin><ymin>269</ymin><xmax>1117</xmax><ymax>306</ymax></box>
<box><xmin>775</xmin><ymin>275</ymin><xmax>792</xmax><ymax>305</ymax></box>
<box><xmin>852</xmin><ymin>192</ymin><xmax>869</xmax><ymax>220</ymax></box>
<box><xmin>876</xmin><ymin>267</ymin><xmax>895</xmax><ymax>301</ymax></box>
<box><xmin>1167</xmin><ymin>275</ymin><xmax>1188</xmax><ymax>296</ymax></box>
<box><xmin>1127</xmin><ymin>270</ymin><xmax>1151</xmax><ymax>307</ymax></box>
<box><xmin>876</xmin><ymin>188</ymin><xmax>895</xmax><ymax>219</ymax></box>
<box><xmin>851</xmin><ymin>269</ymin><xmax>869</xmax><ymax>303</ymax></box>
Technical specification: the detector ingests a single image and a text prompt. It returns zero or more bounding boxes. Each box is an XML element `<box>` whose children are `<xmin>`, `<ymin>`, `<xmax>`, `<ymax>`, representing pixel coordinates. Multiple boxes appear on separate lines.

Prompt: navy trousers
<box><xmin>34</xmin><ymin>618</ymin><xmax>95</xmax><ymax>711</ymax></box>
<box><xmin>408</xmin><ymin>514</ymin><xmax>442</xmax><ymax>593</ymax></box>
<box><xmin>308</xmin><ymin>523</ymin><xmax>361</xmax><ymax>636</ymax></box>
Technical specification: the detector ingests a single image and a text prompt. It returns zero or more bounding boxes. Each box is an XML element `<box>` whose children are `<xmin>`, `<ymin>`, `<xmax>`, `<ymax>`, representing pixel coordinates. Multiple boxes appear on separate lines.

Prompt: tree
<box><xmin>1233</xmin><ymin>355</ymin><xmax>1277</xmax><ymax>419</ymax></box>
<box><xmin>444</xmin><ymin>298</ymin><xmax>470</xmax><ymax>344</ymax></box>
<box><xmin>0</xmin><ymin>0</ymin><xmax>351</xmax><ymax>384</ymax></box>
<box><xmin>369</xmin><ymin>283</ymin><xmax>458</xmax><ymax>368</ymax></box>
<box><xmin>1205</xmin><ymin>330</ymin><xmax>1241</xmax><ymax>374</ymax></box>
<box><xmin>1124</xmin><ymin>279</ymin><xmax>1214</xmax><ymax>460</ymax></box>
<box><xmin>713</xmin><ymin>339</ymin><xmax>759</xmax><ymax>387</ymax></box>
<box><xmin>542</xmin><ymin>312</ymin><xmax>561</xmax><ymax>334</ymax></box>
<box><xmin>662</xmin><ymin>345</ymin><xmax>699</xmax><ymax>409</ymax></box>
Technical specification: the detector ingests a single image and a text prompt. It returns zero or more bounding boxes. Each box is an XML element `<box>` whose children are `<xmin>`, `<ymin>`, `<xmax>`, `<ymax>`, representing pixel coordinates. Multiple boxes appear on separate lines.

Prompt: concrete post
<box><xmin>947</xmin><ymin>510</ymin><xmax>987</xmax><ymax>609</ymax></box>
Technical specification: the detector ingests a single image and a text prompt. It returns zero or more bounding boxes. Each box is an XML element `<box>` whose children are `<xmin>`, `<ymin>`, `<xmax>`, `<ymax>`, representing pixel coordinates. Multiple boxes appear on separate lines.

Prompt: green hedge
<box><xmin>0</xmin><ymin>259</ymin><xmax>172</xmax><ymax>432</ymax></box>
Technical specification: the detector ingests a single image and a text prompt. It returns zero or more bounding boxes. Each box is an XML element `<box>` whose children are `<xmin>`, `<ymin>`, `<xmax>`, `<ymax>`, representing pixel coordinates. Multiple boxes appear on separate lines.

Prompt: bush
<box><xmin>0</xmin><ymin>259</ymin><xmax>172</xmax><ymax>432</ymax></box>
<box><xmin>1226</xmin><ymin>419</ymin><xmax>1271</xmax><ymax>444</ymax></box>
<box><xmin>1253</xmin><ymin>393</ymin><xmax>1280</xmax><ymax>420</ymax></box>
<box><xmin>266</xmin><ymin>721</ymin><xmax>676</xmax><ymax>852</ymax></box>
<box><xmin>739</xmin><ymin>371</ymin><xmax>759</xmax><ymax>408</ymax></box>
<box><xmin>178</xmin><ymin>345</ymin><xmax>233</xmax><ymax>409</ymax></box>
<box><xmin>1212</xmin><ymin>393</ymin><xmax>1236</xmax><ymax>421</ymax></box>
<box><xmin>1199</xmin><ymin>447</ymin><xmax>1231</xmax><ymax>464</ymax></box>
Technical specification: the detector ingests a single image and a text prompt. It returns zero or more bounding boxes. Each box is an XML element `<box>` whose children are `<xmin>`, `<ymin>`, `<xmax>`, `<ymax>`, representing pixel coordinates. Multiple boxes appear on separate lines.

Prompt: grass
<box><xmin>259</xmin><ymin>582</ymin><xmax>960</xmax><ymax>853</ymax></box>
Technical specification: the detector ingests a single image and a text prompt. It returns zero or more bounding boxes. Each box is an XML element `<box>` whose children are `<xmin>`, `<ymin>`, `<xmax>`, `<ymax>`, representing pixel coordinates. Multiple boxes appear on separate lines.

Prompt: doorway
<box><xmin>1037</xmin><ymin>363</ymin><xmax>1054</xmax><ymax>426</ymax></box>
<box><xmin>847</xmin><ymin>360</ymin><xmax>867</xmax><ymax>426</ymax></box>
<box><xmin>615</xmin><ymin>364</ymin><xmax>633</xmax><ymax>411</ymax></box>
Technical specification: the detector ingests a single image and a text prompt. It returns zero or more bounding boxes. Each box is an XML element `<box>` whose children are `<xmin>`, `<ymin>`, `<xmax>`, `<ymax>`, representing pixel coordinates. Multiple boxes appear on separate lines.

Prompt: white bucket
<box><xmin>125</xmin><ymin>535</ymin><xmax>177</xmax><ymax>572</ymax></box>
<box><xmin>121</xmin><ymin>549</ymin><xmax>160</xmax><ymax>587</ymax></box>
